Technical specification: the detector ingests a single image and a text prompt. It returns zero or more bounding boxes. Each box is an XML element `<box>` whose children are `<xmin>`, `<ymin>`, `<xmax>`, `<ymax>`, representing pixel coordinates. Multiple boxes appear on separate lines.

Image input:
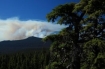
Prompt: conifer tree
<box><xmin>44</xmin><ymin>0</ymin><xmax>105</xmax><ymax>69</ymax></box>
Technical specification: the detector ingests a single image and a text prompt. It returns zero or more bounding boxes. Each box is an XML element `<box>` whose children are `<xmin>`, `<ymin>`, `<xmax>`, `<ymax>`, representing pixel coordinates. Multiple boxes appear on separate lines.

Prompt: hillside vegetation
<box><xmin>0</xmin><ymin>49</ymin><xmax>50</xmax><ymax>69</ymax></box>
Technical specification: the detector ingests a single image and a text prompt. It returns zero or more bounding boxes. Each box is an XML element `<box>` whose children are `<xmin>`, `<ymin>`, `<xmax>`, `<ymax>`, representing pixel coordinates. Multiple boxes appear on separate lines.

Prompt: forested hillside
<box><xmin>0</xmin><ymin>37</ymin><xmax>51</xmax><ymax>53</ymax></box>
<box><xmin>0</xmin><ymin>49</ymin><xmax>50</xmax><ymax>69</ymax></box>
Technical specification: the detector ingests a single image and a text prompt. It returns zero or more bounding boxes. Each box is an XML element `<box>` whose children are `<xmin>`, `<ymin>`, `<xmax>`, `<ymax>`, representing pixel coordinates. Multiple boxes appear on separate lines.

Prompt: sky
<box><xmin>0</xmin><ymin>0</ymin><xmax>79</xmax><ymax>20</ymax></box>
<box><xmin>0</xmin><ymin>0</ymin><xmax>79</xmax><ymax>41</ymax></box>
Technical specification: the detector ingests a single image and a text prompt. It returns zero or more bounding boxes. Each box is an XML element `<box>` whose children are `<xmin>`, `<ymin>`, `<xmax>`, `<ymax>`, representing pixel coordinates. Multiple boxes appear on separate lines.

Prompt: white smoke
<box><xmin>0</xmin><ymin>17</ymin><xmax>66</xmax><ymax>41</ymax></box>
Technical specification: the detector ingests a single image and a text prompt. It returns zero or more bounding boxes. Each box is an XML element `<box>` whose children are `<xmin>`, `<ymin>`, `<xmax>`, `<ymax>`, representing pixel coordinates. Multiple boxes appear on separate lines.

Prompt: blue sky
<box><xmin>0</xmin><ymin>0</ymin><xmax>79</xmax><ymax>21</ymax></box>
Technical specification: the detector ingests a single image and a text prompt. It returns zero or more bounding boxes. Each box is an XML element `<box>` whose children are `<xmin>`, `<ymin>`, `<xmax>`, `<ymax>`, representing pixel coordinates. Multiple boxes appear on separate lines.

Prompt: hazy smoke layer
<box><xmin>0</xmin><ymin>17</ymin><xmax>66</xmax><ymax>41</ymax></box>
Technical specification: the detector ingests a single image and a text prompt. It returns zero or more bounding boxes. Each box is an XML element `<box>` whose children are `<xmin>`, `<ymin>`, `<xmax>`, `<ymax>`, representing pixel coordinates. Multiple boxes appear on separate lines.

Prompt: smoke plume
<box><xmin>0</xmin><ymin>17</ymin><xmax>66</xmax><ymax>41</ymax></box>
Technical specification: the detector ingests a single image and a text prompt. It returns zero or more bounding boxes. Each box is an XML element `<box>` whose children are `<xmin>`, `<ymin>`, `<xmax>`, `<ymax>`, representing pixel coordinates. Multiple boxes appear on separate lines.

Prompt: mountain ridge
<box><xmin>0</xmin><ymin>36</ymin><xmax>51</xmax><ymax>54</ymax></box>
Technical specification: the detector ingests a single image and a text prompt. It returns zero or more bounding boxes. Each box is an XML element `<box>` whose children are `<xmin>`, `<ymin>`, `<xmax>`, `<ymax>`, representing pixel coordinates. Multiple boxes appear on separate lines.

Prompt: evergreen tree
<box><xmin>43</xmin><ymin>0</ymin><xmax>105</xmax><ymax>69</ymax></box>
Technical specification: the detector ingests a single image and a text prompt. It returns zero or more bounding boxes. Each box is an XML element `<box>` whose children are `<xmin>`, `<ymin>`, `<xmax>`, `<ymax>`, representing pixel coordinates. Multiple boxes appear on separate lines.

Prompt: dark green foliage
<box><xmin>0</xmin><ymin>49</ymin><xmax>50</xmax><ymax>69</ymax></box>
<box><xmin>44</xmin><ymin>0</ymin><xmax>105</xmax><ymax>69</ymax></box>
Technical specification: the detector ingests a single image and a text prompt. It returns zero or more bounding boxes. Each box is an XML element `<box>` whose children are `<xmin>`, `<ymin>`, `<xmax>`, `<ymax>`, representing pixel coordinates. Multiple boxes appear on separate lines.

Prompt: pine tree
<box><xmin>43</xmin><ymin>0</ymin><xmax>105</xmax><ymax>69</ymax></box>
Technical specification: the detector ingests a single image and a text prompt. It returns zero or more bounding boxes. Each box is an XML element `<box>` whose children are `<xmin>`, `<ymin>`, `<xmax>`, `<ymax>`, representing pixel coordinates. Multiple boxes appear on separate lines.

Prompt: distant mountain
<box><xmin>0</xmin><ymin>36</ymin><xmax>51</xmax><ymax>54</ymax></box>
